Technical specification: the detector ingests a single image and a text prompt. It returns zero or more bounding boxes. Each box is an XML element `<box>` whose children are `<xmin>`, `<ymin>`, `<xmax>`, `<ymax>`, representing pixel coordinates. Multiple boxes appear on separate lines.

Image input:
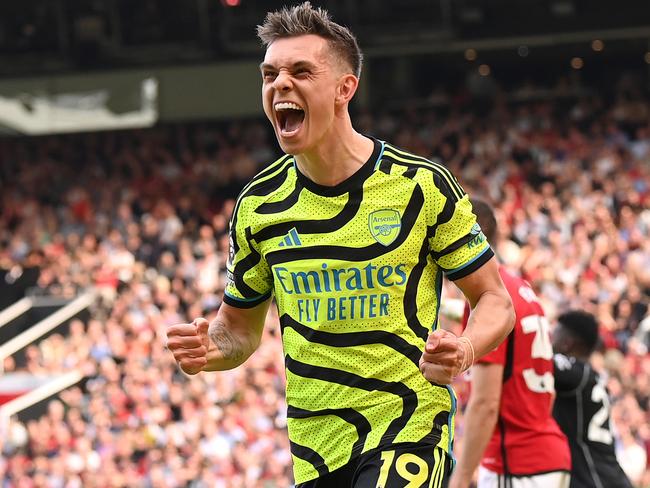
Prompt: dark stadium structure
<box><xmin>1</xmin><ymin>0</ymin><xmax>650</xmax><ymax>86</ymax></box>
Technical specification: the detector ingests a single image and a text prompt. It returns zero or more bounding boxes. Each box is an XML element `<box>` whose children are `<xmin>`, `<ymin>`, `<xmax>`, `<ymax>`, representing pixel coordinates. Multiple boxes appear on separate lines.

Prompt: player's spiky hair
<box><xmin>256</xmin><ymin>2</ymin><xmax>363</xmax><ymax>78</ymax></box>
<box><xmin>557</xmin><ymin>310</ymin><xmax>600</xmax><ymax>354</ymax></box>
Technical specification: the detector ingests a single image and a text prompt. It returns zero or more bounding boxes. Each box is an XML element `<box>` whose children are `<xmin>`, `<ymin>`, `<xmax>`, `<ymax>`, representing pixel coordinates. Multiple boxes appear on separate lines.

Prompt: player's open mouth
<box><xmin>275</xmin><ymin>102</ymin><xmax>305</xmax><ymax>137</ymax></box>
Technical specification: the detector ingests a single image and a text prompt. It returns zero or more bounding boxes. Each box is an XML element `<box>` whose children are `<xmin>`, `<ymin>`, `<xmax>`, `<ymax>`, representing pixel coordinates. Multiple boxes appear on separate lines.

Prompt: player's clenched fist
<box><xmin>166</xmin><ymin>318</ymin><xmax>210</xmax><ymax>375</ymax></box>
<box><xmin>419</xmin><ymin>329</ymin><xmax>474</xmax><ymax>384</ymax></box>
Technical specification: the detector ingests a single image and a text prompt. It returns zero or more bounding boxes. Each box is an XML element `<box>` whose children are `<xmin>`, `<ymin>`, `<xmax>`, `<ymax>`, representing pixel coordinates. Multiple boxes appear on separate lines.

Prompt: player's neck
<box><xmin>294</xmin><ymin>117</ymin><xmax>374</xmax><ymax>187</ymax></box>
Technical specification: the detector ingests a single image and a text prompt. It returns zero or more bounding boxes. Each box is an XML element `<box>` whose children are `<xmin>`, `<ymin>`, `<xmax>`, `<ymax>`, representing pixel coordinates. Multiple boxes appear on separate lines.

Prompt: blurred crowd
<box><xmin>1</xmin><ymin>73</ymin><xmax>649</xmax><ymax>487</ymax></box>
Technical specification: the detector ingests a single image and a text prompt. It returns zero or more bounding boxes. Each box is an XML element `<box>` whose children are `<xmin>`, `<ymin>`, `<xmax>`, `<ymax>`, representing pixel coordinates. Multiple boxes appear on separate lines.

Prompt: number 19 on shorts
<box><xmin>373</xmin><ymin>446</ymin><xmax>449</xmax><ymax>488</ymax></box>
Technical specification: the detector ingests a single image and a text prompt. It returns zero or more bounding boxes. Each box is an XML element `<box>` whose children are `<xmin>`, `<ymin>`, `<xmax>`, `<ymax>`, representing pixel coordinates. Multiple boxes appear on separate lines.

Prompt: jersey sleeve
<box><xmin>426</xmin><ymin>172</ymin><xmax>494</xmax><ymax>281</ymax></box>
<box><xmin>223</xmin><ymin>201</ymin><xmax>273</xmax><ymax>308</ymax></box>
<box><xmin>553</xmin><ymin>354</ymin><xmax>585</xmax><ymax>392</ymax></box>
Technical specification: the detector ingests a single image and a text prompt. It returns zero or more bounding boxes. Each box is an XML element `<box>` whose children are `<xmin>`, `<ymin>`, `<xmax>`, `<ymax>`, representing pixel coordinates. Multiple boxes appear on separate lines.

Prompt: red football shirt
<box><xmin>463</xmin><ymin>266</ymin><xmax>571</xmax><ymax>475</ymax></box>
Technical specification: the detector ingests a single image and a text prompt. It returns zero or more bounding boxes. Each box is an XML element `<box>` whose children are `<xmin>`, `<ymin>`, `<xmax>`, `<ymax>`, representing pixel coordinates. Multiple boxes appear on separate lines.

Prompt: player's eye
<box><xmin>262</xmin><ymin>71</ymin><xmax>277</xmax><ymax>81</ymax></box>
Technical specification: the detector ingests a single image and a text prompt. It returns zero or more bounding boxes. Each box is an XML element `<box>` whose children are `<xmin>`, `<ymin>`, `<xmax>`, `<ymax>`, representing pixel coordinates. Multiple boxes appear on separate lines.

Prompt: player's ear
<box><xmin>335</xmin><ymin>73</ymin><xmax>359</xmax><ymax>106</ymax></box>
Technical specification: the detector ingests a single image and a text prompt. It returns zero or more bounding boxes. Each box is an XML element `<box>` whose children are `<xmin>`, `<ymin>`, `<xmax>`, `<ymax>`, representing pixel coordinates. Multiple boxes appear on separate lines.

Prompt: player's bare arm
<box><xmin>449</xmin><ymin>362</ymin><xmax>504</xmax><ymax>488</ymax></box>
<box><xmin>208</xmin><ymin>320</ymin><xmax>244</xmax><ymax>363</ymax></box>
<box><xmin>204</xmin><ymin>300</ymin><xmax>271</xmax><ymax>370</ymax></box>
<box><xmin>166</xmin><ymin>298</ymin><xmax>271</xmax><ymax>374</ymax></box>
<box><xmin>456</xmin><ymin>256</ymin><xmax>515</xmax><ymax>356</ymax></box>
<box><xmin>420</xmin><ymin>256</ymin><xmax>514</xmax><ymax>384</ymax></box>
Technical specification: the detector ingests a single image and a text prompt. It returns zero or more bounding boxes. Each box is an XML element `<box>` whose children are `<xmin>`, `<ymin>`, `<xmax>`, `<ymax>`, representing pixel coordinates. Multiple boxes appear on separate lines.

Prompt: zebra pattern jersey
<box><xmin>225</xmin><ymin>137</ymin><xmax>493</xmax><ymax>484</ymax></box>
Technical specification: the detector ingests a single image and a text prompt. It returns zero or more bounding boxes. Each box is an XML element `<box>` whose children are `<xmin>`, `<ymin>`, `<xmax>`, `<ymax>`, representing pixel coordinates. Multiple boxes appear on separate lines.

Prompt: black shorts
<box><xmin>297</xmin><ymin>443</ymin><xmax>452</xmax><ymax>488</ymax></box>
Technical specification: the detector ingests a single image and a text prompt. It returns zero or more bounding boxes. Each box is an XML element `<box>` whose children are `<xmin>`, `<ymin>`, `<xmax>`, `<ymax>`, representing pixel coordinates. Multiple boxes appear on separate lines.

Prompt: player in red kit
<box><xmin>449</xmin><ymin>199</ymin><xmax>571</xmax><ymax>488</ymax></box>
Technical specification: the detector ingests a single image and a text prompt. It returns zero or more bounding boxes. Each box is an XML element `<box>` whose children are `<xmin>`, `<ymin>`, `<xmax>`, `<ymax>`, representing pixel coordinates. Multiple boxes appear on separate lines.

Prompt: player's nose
<box><xmin>273</xmin><ymin>70</ymin><xmax>292</xmax><ymax>92</ymax></box>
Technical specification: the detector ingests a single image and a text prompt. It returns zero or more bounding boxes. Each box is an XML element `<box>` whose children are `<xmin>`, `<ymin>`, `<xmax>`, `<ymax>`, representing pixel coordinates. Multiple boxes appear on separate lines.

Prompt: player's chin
<box><xmin>276</xmin><ymin>133</ymin><xmax>306</xmax><ymax>155</ymax></box>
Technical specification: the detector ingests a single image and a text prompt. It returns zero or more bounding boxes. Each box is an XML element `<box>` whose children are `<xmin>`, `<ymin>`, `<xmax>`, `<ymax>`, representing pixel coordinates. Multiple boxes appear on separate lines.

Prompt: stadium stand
<box><xmin>0</xmin><ymin>74</ymin><xmax>648</xmax><ymax>486</ymax></box>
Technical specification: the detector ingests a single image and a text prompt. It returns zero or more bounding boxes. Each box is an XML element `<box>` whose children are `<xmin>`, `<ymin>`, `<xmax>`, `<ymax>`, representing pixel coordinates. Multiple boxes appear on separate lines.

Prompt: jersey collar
<box><xmin>294</xmin><ymin>136</ymin><xmax>383</xmax><ymax>197</ymax></box>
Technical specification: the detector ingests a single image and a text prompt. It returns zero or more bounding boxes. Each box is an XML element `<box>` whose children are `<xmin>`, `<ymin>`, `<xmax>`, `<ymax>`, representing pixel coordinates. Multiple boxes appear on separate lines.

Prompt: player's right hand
<box><xmin>166</xmin><ymin>318</ymin><xmax>210</xmax><ymax>375</ymax></box>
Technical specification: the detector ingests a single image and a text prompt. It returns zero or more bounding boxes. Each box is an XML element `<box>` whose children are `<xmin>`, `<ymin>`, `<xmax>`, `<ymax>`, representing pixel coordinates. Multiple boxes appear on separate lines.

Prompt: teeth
<box><xmin>275</xmin><ymin>102</ymin><xmax>303</xmax><ymax>111</ymax></box>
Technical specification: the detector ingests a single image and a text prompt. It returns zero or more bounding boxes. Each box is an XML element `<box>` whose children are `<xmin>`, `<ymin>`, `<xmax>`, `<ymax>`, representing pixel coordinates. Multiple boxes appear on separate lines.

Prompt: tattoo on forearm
<box><xmin>208</xmin><ymin>321</ymin><xmax>245</xmax><ymax>362</ymax></box>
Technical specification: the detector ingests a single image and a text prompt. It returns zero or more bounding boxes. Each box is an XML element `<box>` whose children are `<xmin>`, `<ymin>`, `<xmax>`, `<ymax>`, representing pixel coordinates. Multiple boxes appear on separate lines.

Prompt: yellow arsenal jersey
<box><xmin>224</xmin><ymin>137</ymin><xmax>493</xmax><ymax>484</ymax></box>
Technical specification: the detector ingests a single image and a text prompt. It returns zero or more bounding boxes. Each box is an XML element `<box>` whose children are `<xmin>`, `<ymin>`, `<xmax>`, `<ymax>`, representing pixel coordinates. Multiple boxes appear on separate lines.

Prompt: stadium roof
<box><xmin>1</xmin><ymin>0</ymin><xmax>649</xmax><ymax>77</ymax></box>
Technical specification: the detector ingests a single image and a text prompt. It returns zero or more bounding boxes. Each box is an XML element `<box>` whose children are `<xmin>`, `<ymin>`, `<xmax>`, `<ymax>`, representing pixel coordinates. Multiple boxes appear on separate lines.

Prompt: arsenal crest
<box><xmin>368</xmin><ymin>209</ymin><xmax>401</xmax><ymax>246</ymax></box>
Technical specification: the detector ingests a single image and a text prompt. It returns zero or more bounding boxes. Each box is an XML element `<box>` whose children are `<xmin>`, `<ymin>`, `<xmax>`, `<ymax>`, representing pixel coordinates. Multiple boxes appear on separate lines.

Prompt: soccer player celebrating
<box><xmin>552</xmin><ymin>310</ymin><xmax>633</xmax><ymax>488</ymax></box>
<box><xmin>449</xmin><ymin>199</ymin><xmax>571</xmax><ymax>488</ymax></box>
<box><xmin>166</xmin><ymin>3</ymin><xmax>514</xmax><ymax>486</ymax></box>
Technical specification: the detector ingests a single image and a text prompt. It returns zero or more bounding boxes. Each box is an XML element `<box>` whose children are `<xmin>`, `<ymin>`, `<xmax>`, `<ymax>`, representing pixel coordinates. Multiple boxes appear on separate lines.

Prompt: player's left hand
<box><xmin>419</xmin><ymin>329</ymin><xmax>466</xmax><ymax>384</ymax></box>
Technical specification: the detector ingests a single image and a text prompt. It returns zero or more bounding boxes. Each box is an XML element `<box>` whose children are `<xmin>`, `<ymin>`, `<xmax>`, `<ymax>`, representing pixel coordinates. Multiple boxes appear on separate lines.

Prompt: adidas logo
<box><xmin>278</xmin><ymin>228</ymin><xmax>302</xmax><ymax>247</ymax></box>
